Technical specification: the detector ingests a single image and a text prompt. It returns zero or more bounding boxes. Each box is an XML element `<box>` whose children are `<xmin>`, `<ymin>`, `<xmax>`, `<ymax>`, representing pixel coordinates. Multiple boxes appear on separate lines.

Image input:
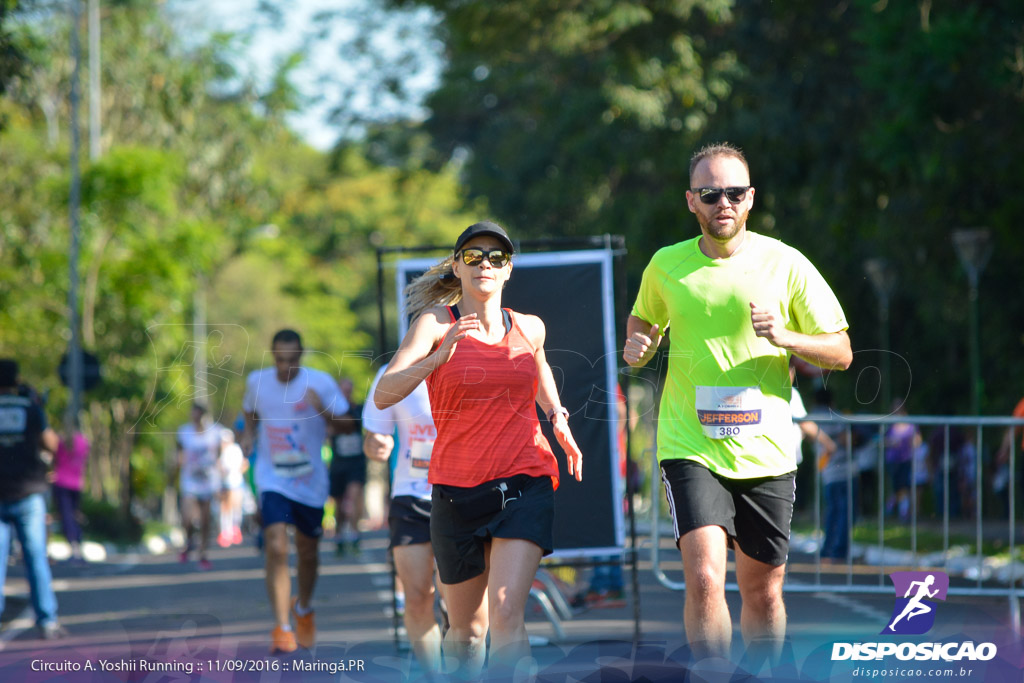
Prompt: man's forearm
<box><xmin>785</xmin><ymin>330</ymin><xmax>852</xmax><ymax>371</ymax></box>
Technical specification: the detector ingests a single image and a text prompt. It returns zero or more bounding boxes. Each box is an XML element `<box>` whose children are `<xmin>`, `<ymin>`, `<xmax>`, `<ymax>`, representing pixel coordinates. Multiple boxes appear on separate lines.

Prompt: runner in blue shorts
<box><xmin>242</xmin><ymin>329</ymin><xmax>352</xmax><ymax>654</ymax></box>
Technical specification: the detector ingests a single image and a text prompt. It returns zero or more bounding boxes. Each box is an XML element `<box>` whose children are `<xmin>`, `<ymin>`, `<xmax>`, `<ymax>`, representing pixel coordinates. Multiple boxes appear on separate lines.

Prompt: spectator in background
<box><xmin>852</xmin><ymin>424</ymin><xmax>883</xmax><ymax>517</ymax></box>
<box><xmin>884</xmin><ymin>402</ymin><xmax>921</xmax><ymax>522</ymax></box>
<box><xmin>52</xmin><ymin>421</ymin><xmax>91</xmax><ymax>565</ymax></box>
<box><xmin>928</xmin><ymin>426</ymin><xmax>976</xmax><ymax>519</ymax></box>
<box><xmin>787</xmin><ymin>363</ymin><xmax>849</xmax><ymax>562</ymax></box>
<box><xmin>913</xmin><ymin>430</ymin><xmax>932</xmax><ymax>515</ymax></box>
<box><xmin>789</xmin><ymin>359</ymin><xmax>836</xmax><ymax>511</ymax></box>
<box><xmin>808</xmin><ymin>388</ymin><xmax>852</xmax><ymax>564</ymax></box>
<box><xmin>994</xmin><ymin>397</ymin><xmax>1024</xmax><ymax>515</ymax></box>
<box><xmin>0</xmin><ymin>359</ymin><xmax>65</xmax><ymax>639</ymax></box>
<box><xmin>329</xmin><ymin>377</ymin><xmax>366</xmax><ymax>556</ymax></box>
<box><xmin>999</xmin><ymin>397</ymin><xmax>1024</xmax><ymax>457</ymax></box>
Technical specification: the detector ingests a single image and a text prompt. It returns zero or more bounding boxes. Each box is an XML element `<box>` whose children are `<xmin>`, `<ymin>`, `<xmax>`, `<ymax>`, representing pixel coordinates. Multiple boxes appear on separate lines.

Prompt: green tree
<box><xmin>0</xmin><ymin>0</ymin><xmax>32</xmax><ymax>105</ymax></box>
<box><xmin>384</xmin><ymin>0</ymin><xmax>736</xmax><ymax>268</ymax></box>
<box><xmin>703</xmin><ymin>0</ymin><xmax>1024</xmax><ymax>414</ymax></box>
<box><xmin>1</xmin><ymin>0</ymin><xmax>485</xmax><ymax>524</ymax></box>
<box><xmin>390</xmin><ymin>0</ymin><xmax>1024</xmax><ymax>415</ymax></box>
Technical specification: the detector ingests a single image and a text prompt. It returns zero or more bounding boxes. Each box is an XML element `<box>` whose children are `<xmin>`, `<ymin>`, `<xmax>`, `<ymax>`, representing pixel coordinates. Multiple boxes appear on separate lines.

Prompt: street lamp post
<box><xmin>864</xmin><ymin>258</ymin><xmax>897</xmax><ymax>409</ymax></box>
<box><xmin>194</xmin><ymin>273</ymin><xmax>207</xmax><ymax>402</ymax></box>
<box><xmin>952</xmin><ymin>229</ymin><xmax>993</xmax><ymax>416</ymax></box>
<box><xmin>88</xmin><ymin>0</ymin><xmax>100</xmax><ymax>160</ymax></box>
<box><xmin>66</xmin><ymin>0</ymin><xmax>84</xmax><ymax>434</ymax></box>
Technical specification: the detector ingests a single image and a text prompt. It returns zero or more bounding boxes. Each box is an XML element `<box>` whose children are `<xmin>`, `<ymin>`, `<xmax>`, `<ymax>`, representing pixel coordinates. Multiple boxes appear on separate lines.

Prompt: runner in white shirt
<box><xmin>176</xmin><ymin>403</ymin><xmax>223</xmax><ymax>571</ymax></box>
<box><xmin>241</xmin><ymin>329</ymin><xmax>352</xmax><ymax>654</ymax></box>
<box><xmin>363</xmin><ymin>365</ymin><xmax>441</xmax><ymax>675</ymax></box>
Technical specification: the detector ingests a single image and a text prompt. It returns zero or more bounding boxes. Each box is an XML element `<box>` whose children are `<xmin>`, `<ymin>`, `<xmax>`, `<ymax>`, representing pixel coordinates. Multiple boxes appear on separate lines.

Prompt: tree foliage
<box><xmin>4</xmin><ymin>0</ymin><xmax>1022</xmax><ymax>523</ymax></box>
<box><xmin>0</xmin><ymin>0</ymin><xmax>36</xmax><ymax>105</ymax></box>
<box><xmin>389</xmin><ymin>0</ymin><xmax>1024</xmax><ymax>415</ymax></box>
<box><xmin>0</xmin><ymin>1</ymin><xmax>478</xmax><ymax>514</ymax></box>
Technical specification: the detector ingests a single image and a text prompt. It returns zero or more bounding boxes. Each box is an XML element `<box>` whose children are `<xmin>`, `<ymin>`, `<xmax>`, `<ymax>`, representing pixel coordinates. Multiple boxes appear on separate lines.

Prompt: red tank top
<box><xmin>426</xmin><ymin>307</ymin><xmax>559</xmax><ymax>489</ymax></box>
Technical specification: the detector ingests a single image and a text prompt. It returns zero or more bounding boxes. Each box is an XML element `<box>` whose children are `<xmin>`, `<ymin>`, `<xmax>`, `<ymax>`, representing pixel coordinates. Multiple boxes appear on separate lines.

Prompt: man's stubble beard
<box><xmin>697</xmin><ymin>205</ymin><xmax>749</xmax><ymax>242</ymax></box>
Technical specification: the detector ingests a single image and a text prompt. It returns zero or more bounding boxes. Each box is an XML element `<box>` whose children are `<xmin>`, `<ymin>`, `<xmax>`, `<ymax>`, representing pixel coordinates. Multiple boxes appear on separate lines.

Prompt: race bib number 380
<box><xmin>695</xmin><ymin>386</ymin><xmax>766</xmax><ymax>440</ymax></box>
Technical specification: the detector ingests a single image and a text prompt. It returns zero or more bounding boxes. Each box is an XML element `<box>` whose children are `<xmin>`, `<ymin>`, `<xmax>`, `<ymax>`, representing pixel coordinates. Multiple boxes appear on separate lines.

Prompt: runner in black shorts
<box><xmin>625</xmin><ymin>143</ymin><xmax>852</xmax><ymax>662</ymax></box>
<box><xmin>329</xmin><ymin>377</ymin><xmax>364</xmax><ymax>556</ymax></box>
<box><xmin>388</xmin><ymin>495</ymin><xmax>432</xmax><ymax>546</ymax></box>
<box><xmin>363</xmin><ymin>366</ymin><xmax>443</xmax><ymax>676</ymax></box>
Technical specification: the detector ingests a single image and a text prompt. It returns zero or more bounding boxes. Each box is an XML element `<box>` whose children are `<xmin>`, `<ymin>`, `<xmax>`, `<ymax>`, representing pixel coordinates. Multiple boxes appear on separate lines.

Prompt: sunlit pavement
<box><xmin>1</xmin><ymin>530</ymin><xmax>1020</xmax><ymax>681</ymax></box>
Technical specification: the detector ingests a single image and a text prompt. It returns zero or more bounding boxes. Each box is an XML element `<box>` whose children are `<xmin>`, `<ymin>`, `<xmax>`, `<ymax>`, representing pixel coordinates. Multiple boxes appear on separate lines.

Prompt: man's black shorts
<box><xmin>329</xmin><ymin>457</ymin><xmax>366</xmax><ymax>499</ymax></box>
<box><xmin>660</xmin><ymin>458</ymin><xmax>796</xmax><ymax>566</ymax></box>
<box><xmin>430</xmin><ymin>474</ymin><xmax>553</xmax><ymax>585</ymax></box>
<box><xmin>388</xmin><ymin>495</ymin><xmax>432</xmax><ymax>548</ymax></box>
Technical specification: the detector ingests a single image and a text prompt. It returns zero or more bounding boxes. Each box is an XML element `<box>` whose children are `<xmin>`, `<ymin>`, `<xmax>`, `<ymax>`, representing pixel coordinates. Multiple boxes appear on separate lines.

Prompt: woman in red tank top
<box><xmin>375</xmin><ymin>221</ymin><xmax>582</xmax><ymax>677</ymax></box>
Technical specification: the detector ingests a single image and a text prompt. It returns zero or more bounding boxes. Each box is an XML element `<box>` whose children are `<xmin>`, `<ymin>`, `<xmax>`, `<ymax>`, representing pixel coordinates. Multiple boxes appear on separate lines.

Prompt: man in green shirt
<box><xmin>624</xmin><ymin>143</ymin><xmax>852</xmax><ymax>661</ymax></box>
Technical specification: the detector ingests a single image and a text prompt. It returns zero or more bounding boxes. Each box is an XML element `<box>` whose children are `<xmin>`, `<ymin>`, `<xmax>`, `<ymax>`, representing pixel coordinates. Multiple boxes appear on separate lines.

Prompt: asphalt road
<box><xmin>0</xmin><ymin>531</ymin><xmax>1020</xmax><ymax>682</ymax></box>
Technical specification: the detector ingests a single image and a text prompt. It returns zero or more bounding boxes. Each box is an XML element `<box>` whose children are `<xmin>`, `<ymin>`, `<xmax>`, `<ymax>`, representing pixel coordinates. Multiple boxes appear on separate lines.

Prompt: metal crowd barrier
<box><xmin>649</xmin><ymin>414</ymin><xmax>1024</xmax><ymax>634</ymax></box>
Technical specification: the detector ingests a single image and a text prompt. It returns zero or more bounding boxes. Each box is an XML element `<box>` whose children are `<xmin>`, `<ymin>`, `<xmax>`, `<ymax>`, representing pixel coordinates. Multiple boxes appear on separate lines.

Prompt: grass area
<box><xmin>791</xmin><ymin>519</ymin><xmax>1024</xmax><ymax>562</ymax></box>
<box><xmin>77</xmin><ymin>497</ymin><xmax>144</xmax><ymax>546</ymax></box>
<box><xmin>142</xmin><ymin>520</ymin><xmax>174</xmax><ymax>540</ymax></box>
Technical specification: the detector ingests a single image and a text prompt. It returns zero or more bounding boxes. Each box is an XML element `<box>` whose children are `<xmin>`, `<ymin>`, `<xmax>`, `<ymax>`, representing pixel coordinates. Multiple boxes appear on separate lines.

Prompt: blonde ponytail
<box><xmin>404</xmin><ymin>256</ymin><xmax>462</xmax><ymax>322</ymax></box>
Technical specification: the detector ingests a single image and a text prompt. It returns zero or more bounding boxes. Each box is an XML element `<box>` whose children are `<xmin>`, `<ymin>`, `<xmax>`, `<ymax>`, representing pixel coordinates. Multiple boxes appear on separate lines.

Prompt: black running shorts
<box><xmin>660</xmin><ymin>458</ymin><xmax>796</xmax><ymax>566</ymax></box>
<box><xmin>388</xmin><ymin>495</ymin><xmax>432</xmax><ymax>548</ymax></box>
<box><xmin>430</xmin><ymin>474</ymin><xmax>554</xmax><ymax>585</ymax></box>
<box><xmin>329</xmin><ymin>457</ymin><xmax>367</xmax><ymax>498</ymax></box>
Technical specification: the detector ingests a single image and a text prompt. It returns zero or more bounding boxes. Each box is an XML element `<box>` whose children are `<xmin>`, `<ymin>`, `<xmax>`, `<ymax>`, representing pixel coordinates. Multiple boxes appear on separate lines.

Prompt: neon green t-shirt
<box><xmin>632</xmin><ymin>232</ymin><xmax>848</xmax><ymax>478</ymax></box>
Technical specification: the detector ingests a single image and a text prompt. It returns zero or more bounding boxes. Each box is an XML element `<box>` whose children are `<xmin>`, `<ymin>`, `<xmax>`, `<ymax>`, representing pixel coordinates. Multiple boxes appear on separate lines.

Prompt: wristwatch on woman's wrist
<box><xmin>547</xmin><ymin>406</ymin><xmax>570</xmax><ymax>423</ymax></box>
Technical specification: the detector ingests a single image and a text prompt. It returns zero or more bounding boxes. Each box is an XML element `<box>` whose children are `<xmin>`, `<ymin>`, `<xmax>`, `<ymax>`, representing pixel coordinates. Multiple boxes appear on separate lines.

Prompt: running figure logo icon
<box><xmin>883</xmin><ymin>571</ymin><xmax>949</xmax><ymax>635</ymax></box>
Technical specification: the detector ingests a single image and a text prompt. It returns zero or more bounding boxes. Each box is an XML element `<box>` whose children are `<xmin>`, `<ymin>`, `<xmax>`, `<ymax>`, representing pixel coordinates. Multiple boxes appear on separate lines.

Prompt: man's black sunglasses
<box><xmin>458</xmin><ymin>247</ymin><xmax>511</xmax><ymax>268</ymax></box>
<box><xmin>693</xmin><ymin>186</ymin><xmax>751</xmax><ymax>205</ymax></box>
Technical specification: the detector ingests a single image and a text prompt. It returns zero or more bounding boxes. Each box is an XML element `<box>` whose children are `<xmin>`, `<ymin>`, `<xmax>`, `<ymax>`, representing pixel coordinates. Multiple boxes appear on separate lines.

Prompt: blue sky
<box><xmin>171</xmin><ymin>0</ymin><xmax>443</xmax><ymax>149</ymax></box>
